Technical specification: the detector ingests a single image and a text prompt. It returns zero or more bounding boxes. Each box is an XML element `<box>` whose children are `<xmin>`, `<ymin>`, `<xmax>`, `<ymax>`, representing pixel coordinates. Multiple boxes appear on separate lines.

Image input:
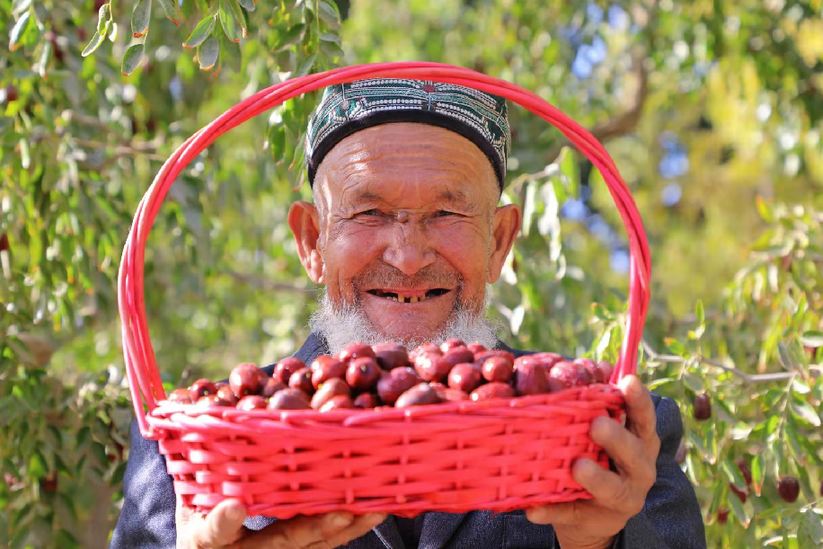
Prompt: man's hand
<box><xmin>526</xmin><ymin>375</ymin><xmax>660</xmax><ymax>549</ymax></box>
<box><xmin>176</xmin><ymin>496</ymin><xmax>386</xmax><ymax>549</ymax></box>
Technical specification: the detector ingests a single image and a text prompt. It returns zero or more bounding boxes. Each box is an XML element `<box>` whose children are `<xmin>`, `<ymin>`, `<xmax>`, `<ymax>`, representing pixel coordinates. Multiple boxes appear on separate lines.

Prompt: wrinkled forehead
<box><xmin>313</xmin><ymin>123</ymin><xmax>499</xmax><ymax>212</ymax></box>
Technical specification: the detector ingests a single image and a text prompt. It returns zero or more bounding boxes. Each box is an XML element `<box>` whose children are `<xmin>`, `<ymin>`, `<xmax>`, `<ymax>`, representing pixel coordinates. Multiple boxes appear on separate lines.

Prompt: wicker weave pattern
<box><xmin>118</xmin><ymin>62</ymin><xmax>651</xmax><ymax>517</ymax></box>
<box><xmin>154</xmin><ymin>386</ymin><xmax>624</xmax><ymax>518</ymax></box>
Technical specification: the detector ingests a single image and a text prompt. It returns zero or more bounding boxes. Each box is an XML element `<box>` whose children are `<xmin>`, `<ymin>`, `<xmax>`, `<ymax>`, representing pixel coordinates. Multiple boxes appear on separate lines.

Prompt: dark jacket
<box><xmin>111</xmin><ymin>333</ymin><xmax>706</xmax><ymax>548</ymax></box>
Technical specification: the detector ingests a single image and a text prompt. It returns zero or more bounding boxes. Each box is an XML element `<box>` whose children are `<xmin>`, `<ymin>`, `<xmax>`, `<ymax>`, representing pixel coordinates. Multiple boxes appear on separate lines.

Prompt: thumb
<box><xmin>202</xmin><ymin>499</ymin><xmax>248</xmax><ymax>547</ymax></box>
<box><xmin>181</xmin><ymin>498</ymin><xmax>248</xmax><ymax>548</ymax></box>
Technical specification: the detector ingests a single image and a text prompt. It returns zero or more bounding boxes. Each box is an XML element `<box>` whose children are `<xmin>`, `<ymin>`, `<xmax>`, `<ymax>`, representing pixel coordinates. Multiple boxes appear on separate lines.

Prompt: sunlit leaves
<box><xmin>8</xmin><ymin>8</ymin><xmax>32</xmax><ymax>52</ymax></box>
<box><xmin>156</xmin><ymin>0</ymin><xmax>180</xmax><ymax>25</ymax></box>
<box><xmin>131</xmin><ymin>0</ymin><xmax>151</xmax><ymax>38</ymax></box>
<box><xmin>81</xmin><ymin>2</ymin><xmax>113</xmax><ymax>57</ymax></box>
<box><xmin>121</xmin><ymin>43</ymin><xmax>145</xmax><ymax>75</ymax></box>
<box><xmin>197</xmin><ymin>35</ymin><xmax>219</xmax><ymax>71</ymax></box>
<box><xmin>183</xmin><ymin>13</ymin><xmax>217</xmax><ymax>49</ymax></box>
<box><xmin>218</xmin><ymin>0</ymin><xmax>246</xmax><ymax>43</ymax></box>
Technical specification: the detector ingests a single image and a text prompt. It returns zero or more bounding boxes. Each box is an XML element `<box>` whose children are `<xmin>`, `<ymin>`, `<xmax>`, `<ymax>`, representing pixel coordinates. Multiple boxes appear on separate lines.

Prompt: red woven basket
<box><xmin>118</xmin><ymin>62</ymin><xmax>651</xmax><ymax>519</ymax></box>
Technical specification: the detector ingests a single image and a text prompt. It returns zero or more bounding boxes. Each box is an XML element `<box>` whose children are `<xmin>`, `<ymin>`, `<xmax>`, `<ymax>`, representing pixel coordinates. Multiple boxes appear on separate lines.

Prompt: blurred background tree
<box><xmin>1</xmin><ymin>0</ymin><xmax>821</xmax><ymax>546</ymax></box>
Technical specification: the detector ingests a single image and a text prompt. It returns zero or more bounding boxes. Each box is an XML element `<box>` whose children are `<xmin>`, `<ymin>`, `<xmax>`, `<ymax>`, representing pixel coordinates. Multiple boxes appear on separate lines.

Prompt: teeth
<box><xmin>376</xmin><ymin>293</ymin><xmax>430</xmax><ymax>303</ymax></box>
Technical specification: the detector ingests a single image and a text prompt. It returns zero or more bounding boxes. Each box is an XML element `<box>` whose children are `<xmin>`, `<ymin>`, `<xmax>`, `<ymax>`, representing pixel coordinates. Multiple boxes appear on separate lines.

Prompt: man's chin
<box><xmin>364</xmin><ymin>303</ymin><xmax>453</xmax><ymax>343</ymax></box>
<box><xmin>367</xmin><ymin>324</ymin><xmax>443</xmax><ymax>348</ymax></box>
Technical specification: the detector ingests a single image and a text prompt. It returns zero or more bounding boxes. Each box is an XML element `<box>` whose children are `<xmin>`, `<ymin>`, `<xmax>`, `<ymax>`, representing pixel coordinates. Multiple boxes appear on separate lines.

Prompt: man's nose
<box><xmin>381</xmin><ymin>222</ymin><xmax>436</xmax><ymax>276</ymax></box>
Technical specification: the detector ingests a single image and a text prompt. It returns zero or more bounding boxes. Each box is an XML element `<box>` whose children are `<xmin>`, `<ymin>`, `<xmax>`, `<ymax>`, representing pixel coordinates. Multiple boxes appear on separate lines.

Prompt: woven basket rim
<box><xmin>149</xmin><ymin>384</ymin><xmax>625</xmax><ymax>430</ymax></box>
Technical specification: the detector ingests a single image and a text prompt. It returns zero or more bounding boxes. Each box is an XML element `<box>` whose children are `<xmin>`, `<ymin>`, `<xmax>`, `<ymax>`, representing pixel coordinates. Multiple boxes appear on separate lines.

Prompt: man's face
<box><xmin>289</xmin><ymin>123</ymin><xmax>520</xmax><ymax>345</ymax></box>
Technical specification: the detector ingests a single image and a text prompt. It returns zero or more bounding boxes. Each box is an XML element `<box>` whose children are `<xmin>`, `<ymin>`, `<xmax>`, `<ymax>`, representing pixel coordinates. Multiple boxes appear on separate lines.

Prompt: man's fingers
<box><xmin>292</xmin><ymin>512</ymin><xmax>354</xmax><ymax>547</ymax></box>
<box><xmin>326</xmin><ymin>513</ymin><xmax>387</xmax><ymax>547</ymax></box>
<box><xmin>525</xmin><ymin>502</ymin><xmax>580</xmax><ymax>526</ymax></box>
<box><xmin>618</xmin><ymin>375</ymin><xmax>658</xmax><ymax>446</ymax></box>
<box><xmin>206</xmin><ymin>500</ymin><xmax>248</xmax><ymax>546</ymax></box>
<box><xmin>247</xmin><ymin>511</ymin><xmax>384</xmax><ymax>549</ymax></box>
<box><xmin>175</xmin><ymin>495</ymin><xmax>247</xmax><ymax>548</ymax></box>
<box><xmin>572</xmin><ymin>458</ymin><xmax>641</xmax><ymax>514</ymax></box>
<box><xmin>590</xmin><ymin>416</ymin><xmax>650</xmax><ymax>480</ymax></box>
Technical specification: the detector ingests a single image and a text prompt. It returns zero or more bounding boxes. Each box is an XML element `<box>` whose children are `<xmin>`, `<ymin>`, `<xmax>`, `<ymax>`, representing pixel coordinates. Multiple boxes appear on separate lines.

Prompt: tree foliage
<box><xmin>1</xmin><ymin>0</ymin><xmax>821</xmax><ymax>546</ymax></box>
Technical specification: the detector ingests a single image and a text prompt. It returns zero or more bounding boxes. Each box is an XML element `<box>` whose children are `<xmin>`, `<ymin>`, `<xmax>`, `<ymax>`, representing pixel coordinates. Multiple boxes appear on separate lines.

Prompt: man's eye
<box><xmin>435</xmin><ymin>210</ymin><xmax>458</xmax><ymax>217</ymax></box>
<box><xmin>355</xmin><ymin>209</ymin><xmax>382</xmax><ymax>217</ymax></box>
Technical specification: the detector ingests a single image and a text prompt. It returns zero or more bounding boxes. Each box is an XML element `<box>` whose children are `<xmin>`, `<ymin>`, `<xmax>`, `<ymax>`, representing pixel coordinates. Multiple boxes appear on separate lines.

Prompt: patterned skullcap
<box><xmin>305</xmin><ymin>78</ymin><xmax>510</xmax><ymax>189</ymax></box>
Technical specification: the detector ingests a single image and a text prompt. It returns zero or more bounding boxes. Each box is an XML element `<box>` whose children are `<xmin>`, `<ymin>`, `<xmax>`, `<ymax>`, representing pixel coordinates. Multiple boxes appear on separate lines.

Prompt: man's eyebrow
<box><xmin>342</xmin><ymin>190</ymin><xmax>383</xmax><ymax>208</ymax></box>
<box><xmin>342</xmin><ymin>188</ymin><xmax>472</xmax><ymax>208</ymax></box>
<box><xmin>435</xmin><ymin>189</ymin><xmax>470</xmax><ymax>205</ymax></box>
<box><xmin>351</xmin><ymin>190</ymin><xmax>382</xmax><ymax>203</ymax></box>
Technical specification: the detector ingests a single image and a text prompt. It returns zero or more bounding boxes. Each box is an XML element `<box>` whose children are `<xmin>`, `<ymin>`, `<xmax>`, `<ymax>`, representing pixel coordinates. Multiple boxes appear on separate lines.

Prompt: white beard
<box><xmin>309</xmin><ymin>290</ymin><xmax>500</xmax><ymax>354</ymax></box>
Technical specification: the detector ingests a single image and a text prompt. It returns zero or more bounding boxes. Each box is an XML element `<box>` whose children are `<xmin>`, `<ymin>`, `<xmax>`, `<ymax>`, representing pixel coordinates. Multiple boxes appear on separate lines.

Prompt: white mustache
<box><xmin>309</xmin><ymin>290</ymin><xmax>499</xmax><ymax>354</ymax></box>
<box><xmin>351</xmin><ymin>264</ymin><xmax>461</xmax><ymax>294</ymax></box>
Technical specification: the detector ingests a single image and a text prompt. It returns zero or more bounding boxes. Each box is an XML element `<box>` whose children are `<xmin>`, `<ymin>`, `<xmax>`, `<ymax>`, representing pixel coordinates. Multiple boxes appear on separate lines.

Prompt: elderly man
<box><xmin>111</xmin><ymin>79</ymin><xmax>705</xmax><ymax>548</ymax></box>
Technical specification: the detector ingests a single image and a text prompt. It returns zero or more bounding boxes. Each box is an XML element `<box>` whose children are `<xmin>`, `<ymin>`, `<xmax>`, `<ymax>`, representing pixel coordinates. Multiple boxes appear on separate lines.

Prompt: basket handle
<box><xmin>118</xmin><ymin>62</ymin><xmax>651</xmax><ymax>437</ymax></box>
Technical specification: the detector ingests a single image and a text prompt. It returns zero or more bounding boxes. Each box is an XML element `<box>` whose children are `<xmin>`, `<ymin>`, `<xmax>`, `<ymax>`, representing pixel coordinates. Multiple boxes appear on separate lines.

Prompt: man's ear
<box><xmin>288</xmin><ymin>201</ymin><xmax>324</xmax><ymax>284</ymax></box>
<box><xmin>486</xmin><ymin>204</ymin><xmax>521</xmax><ymax>283</ymax></box>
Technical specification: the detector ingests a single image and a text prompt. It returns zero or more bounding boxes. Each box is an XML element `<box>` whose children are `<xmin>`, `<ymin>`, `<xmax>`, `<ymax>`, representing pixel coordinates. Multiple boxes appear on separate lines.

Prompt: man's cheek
<box><xmin>323</xmin><ymin>251</ymin><xmax>368</xmax><ymax>299</ymax></box>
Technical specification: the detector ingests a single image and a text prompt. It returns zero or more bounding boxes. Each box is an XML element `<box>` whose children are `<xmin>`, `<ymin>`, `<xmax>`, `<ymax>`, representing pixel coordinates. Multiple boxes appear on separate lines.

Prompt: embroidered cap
<box><xmin>305</xmin><ymin>78</ymin><xmax>510</xmax><ymax>189</ymax></box>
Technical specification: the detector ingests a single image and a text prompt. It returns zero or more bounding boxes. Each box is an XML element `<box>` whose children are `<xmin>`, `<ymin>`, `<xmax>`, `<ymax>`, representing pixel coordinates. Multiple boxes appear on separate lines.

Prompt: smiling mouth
<box><xmin>367</xmin><ymin>288</ymin><xmax>451</xmax><ymax>304</ymax></box>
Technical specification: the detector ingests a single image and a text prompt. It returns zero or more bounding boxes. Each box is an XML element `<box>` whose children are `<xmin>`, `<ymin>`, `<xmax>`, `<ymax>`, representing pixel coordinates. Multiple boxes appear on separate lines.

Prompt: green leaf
<box><xmin>97</xmin><ymin>3</ymin><xmax>112</xmax><ymax>33</ymax></box>
<box><xmin>521</xmin><ymin>180</ymin><xmax>537</xmax><ymax>236</ymax></box>
<box><xmin>755</xmin><ymin>195</ymin><xmax>773</xmax><ymax>222</ymax></box>
<box><xmin>183</xmin><ymin>13</ymin><xmax>217</xmax><ymax>49</ymax></box>
<box><xmin>131</xmin><ymin>0</ymin><xmax>152</xmax><ymax>38</ymax></box>
<box><xmin>275</xmin><ymin>23</ymin><xmax>305</xmax><ymax>50</ymax></box>
<box><xmin>730</xmin><ymin>422</ymin><xmax>753</xmax><ymax>440</ymax></box>
<box><xmin>318</xmin><ymin>0</ymin><xmax>340</xmax><ymax>27</ymax></box>
<box><xmin>197</xmin><ymin>35</ymin><xmax>219</xmax><ymax>71</ymax></box>
<box><xmin>777</xmin><ymin>342</ymin><xmax>797</xmax><ymax>370</ymax></box>
<box><xmin>800</xmin><ymin>330</ymin><xmax>823</xmax><ymax>348</ymax></box>
<box><xmin>790</xmin><ymin>400</ymin><xmax>821</xmax><ymax>427</ymax></box>
<box><xmin>218</xmin><ymin>0</ymin><xmax>246</xmax><ymax>42</ymax></box>
<box><xmin>647</xmin><ymin>377</ymin><xmax>676</xmax><ymax>390</ymax></box>
<box><xmin>751</xmin><ymin>453</ymin><xmax>764</xmax><ymax>496</ymax></box>
<box><xmin>8</xmin><ymin>9</ymin><xmax>31</xmax><ymax>52</ymax></box>
<box><xmin>594</xmin><ymin>327</ymin><xmax>611</xmax><ymax>358</ymax></box>
<box><xmin>296</xmin><ymin>53</ymin><xmax>316</xmax><ymax>75</ymax></box>
<box><xmin>798</xmin><ymin>509</ymin><xmax>823</xmax><ymax>549</ymax></box>
<box><xmin>81</xmin><ymin>25</ymin><xmax>109</xmax><ymax>57</ymax></box>
<box><xmin>319</xmin><ymin>39</ymin><xmax>343</xmax><ymax>59</ymax></box>
<box><xmin>765</xmin><ymin>414</ymin><xmax>780</xmax><ymax>439</ymax></box>
<box><xmin>28</xmin><ymin>452</ymin><xmax>46</xmax><ymax>478</ymax></box>
<box><xmin>121</xmin><ymin>43</ymin><xmax>145</xmax><ymax>76</ymax></box>
<box><xmin>238</xmin><ymin>0</ymin><xmax>255</xmax><ymax>11</ymax></box>
<box><xmin>682</xmin><ymin>371</ymin><xmax>704</xmax><ymax>393</ymax></box>
<box><xmin>33</xmin><ymin>40</ymin><xmax>51</xmax><ymax>77</ymax></box>
<box><xmin>791</xmin><ymin>378</ymin><xmax>811</xmax><ymax>394</ymax></box>
<box><xmin>664</xmin><ymin>337</ymin><xmax>686</xmax><ymax>356</ymax></box>
<box><xmin>11</xmin><ymin>0</ymin><xmax>31</xmax><ymax>17</ymax></box>
<box><xmin>722</xmin><ymin>457</ymin><xmax>746</xmax><ymax>490</ymax></box>
<box><xmin>558</xmin><ymin>146</ymin><xmax>579</xmax><ymax>196</ymax></box>
<box><xmin>727</xmin><ymin>487</ymin><xmax>750</xmax><ymax>527</ymax></box>
<box><xmin>319</xmin><ymin>32</ymin><xmax>340</xmax><ymax>44</ymax></box>
<box><xmin>156</xmin><ymin>0</ymin><xmax>180</xmax><ymax>24</ymax></box>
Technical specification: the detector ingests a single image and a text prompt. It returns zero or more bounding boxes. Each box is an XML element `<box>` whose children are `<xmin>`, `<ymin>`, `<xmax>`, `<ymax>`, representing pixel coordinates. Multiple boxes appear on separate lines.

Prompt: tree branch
<box><xmin>641</xmin><ymin>339</ymin><xmax>796</xmax><ymax>383</ymax></box>
<box><xmin>542</xmin><ymin>53</ymin><xmax>650</xmax><ymax>165</ymax></box>
<box><xmin>225</xmin><ymin>269</ymin><xmax>317</xmax><ymax>294</ymax></box>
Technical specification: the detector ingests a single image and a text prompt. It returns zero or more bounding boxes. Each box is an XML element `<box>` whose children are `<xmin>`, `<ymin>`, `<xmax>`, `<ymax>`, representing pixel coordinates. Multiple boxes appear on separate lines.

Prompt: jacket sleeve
<box><xmin>109</xmin><ymin>419</ymin><xmax>177</xmax><ymax>549</ymax></box>
<box><xmin>615</xmin><ymin>395</ymin><xmax>706</xmax><ymax>549</ymax></box>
